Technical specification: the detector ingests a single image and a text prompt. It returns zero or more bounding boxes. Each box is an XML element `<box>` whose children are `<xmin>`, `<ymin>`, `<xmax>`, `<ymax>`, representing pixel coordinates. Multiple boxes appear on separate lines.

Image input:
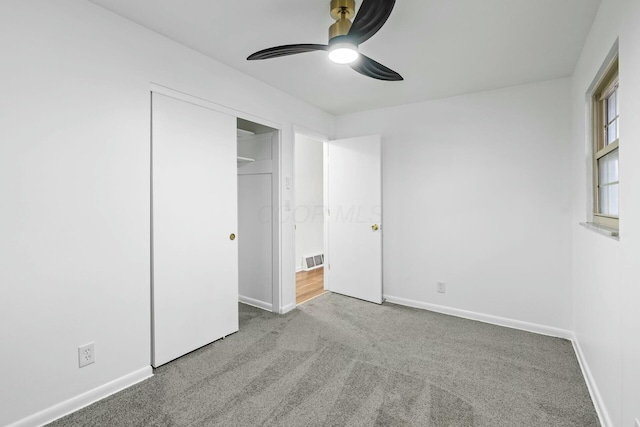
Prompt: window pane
<box><xmin>607</xmin><ymin>91</ymin><xmax>617</xmax><ymax>120</ymax></box>
<box><xmin>598</xmin><ymin>149</ymin><xmax>619</xmax><ymax>185</ymax></box>
<box><xmin>608</xmin><ymin>183</ymin><xmax>619</xmax><ymax>216</ymax></box>
<box><xmin>599</xmin><ymin>186</ymin><xmax>609</xmax><ymax>214</ymax></box>
<box><xmin>598</xmin><ymin>155</ymin><xmax>606</xmax><ymax>185</ymax></box>
<box><xmin>598</xmin><ymin>149</ymin><xmax>619</xmax><ymax>216</ymax></box>
<box><xmin>599</xmin><ymin>183</ymin><xmax>619</xmax><ymax>217</ymax></box>
<box><xmin>607</xmin><ymin>119</ymin><xmax>618</xmax><ymax>144</ymax></box>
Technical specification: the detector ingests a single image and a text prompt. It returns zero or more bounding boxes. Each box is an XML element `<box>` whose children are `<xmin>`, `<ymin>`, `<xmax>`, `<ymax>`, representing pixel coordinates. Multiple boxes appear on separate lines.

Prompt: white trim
<box><xmin>271</xmin><ymin>131</ymin><xmax>282</xmax><ymax>315</ymax></box>
<box><xmin>236</xmin><ymin>160</ymin><xmax>273</xmax><ymax>176</ymax></box>
<box><xmin>571</xmin><ymin>335</ymin><xmax>612</xmax><ymax>427</ymax></box>
<box><xmin>382</xmin><ymin>295</ymin><xmax>607</xmax><ymax>426</ymax></box>
<box><xmin>585</xmin><ymin>42</ymin><xmax>619</xmax><ymax>229</ymax></box>
<box><xmin>579</xmin><ymin>222</ymin><xmax>620</xmax><ymax>239</ymax></box>
<box><xmin>237</xmin><ymin>128</ymin><xmax>255</xmax><ymax>137</ymax></box>
<box><xmin>150</xmin><ymin>83</ymin><xmax>282</xmax><ymax>130</ymax></box>
<box><xmin>281</xmin><ymin>302</ymin><xmax>296</xmax><ymax>314</ymax></box>
<box><xmin>7</xmin><ymin>366</ymin><xmax>153</xmax><ymax>427</ymax></box>
<box><xmin>323</xmin><ymin>140</ymin><xmax>330</xmax><ymax>292</ymax></box>
<box><xmin>239</xmin><ymin>295</ymin><xmax>273</xmax><ymax>312</ymax></box>
<box><xmin>383</xmin><ymin>295</ymin><xmax>573</xmax><ymax>339</ymax></box>
<box><xmin>292</xmin><ymin>125</ymin><xmax>331</xmax><ymax>144</ymax></box>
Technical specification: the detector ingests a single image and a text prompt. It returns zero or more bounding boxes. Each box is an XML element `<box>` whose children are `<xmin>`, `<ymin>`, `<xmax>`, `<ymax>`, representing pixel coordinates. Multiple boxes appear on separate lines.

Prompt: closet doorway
<box><xmin>294</xmin><ymin>133</ymin><xmax>327</xmax><ymax>304</ymax></box>
<box><xmin>237</xmin><ymin>119</ymin><xmax>281</xmax><ymax>313</ymax></box>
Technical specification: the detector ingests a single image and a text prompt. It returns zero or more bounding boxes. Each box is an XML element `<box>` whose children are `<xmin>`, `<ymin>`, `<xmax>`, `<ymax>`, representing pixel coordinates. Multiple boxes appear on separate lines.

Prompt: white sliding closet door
<box><xmin>152</xmin><ymin>93</ymin><xmax>238</xmax><ymax>367</ymax></box>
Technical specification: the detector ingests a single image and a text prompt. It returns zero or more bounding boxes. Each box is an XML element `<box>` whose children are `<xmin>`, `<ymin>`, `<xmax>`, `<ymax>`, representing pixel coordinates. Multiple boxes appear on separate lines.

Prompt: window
<box><xmin>592</xmin><ymin>57</ymin><xmax>619</xmax><ymax>230</ymax></box>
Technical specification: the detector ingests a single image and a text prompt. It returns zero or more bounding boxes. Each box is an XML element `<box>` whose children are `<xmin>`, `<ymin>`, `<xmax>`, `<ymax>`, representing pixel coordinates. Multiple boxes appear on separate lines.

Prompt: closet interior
<box><xmin>237</xmin><ymin>118</ymin><xmax>279</xmax><ymax>312</ymax></box>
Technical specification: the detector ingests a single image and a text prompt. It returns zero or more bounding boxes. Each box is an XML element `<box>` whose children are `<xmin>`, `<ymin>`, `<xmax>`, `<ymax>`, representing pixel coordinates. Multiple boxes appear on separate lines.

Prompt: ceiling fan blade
<box><xmin>350</xmin><ymin>54</ymin><xmax>403</xmax><ymax>81</ymax></box>
<box><xmin>347</xmin><ymin>0</ymin><xmax>396</xmax><ymax>46</ymax></box>
<box><xmin>247</xmin><ymin>44</ymin><xmax>328</xmax><ymax>60</ymax></box>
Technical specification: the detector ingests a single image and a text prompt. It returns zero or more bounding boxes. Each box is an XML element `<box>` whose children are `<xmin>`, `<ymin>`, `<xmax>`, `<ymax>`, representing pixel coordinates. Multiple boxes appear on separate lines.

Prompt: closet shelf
<box><xmin>237</xmin><ymin>156</ymin><xmax>256</xmax><ymax>167</ymax></box>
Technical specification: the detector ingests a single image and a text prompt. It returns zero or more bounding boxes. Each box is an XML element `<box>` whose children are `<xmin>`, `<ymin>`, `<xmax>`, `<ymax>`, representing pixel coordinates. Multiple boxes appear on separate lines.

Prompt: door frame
<box><xmin>292</xmin><ymin>128</ymin><xmax>331</xmax><ymax>306</ymax></box>
<box><xmin>150</xmin><ymin>83</ymin><xmax>284</xmax><ymax>322</ymax></box>
<box><xmin>236</xmin><ymin>129</ymin><xmax>281</xmax><ymax>313</ymax></box>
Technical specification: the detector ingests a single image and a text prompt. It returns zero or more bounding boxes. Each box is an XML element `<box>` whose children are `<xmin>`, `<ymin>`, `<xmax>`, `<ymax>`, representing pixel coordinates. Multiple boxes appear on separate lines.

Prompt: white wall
<box><xmin>238</xmin><ymin>174</ymin><xmax>273</xmax><ymax>307</ymax></box>
<box><xmin>336</xmin><ymin>78</ymin><xmax>573</xmax><ymax>332</ymax></box>
<box><xmin>294</xmin><ymin>134</ymin><xmax>325</xmax><ymax>271</ymax></box>
<box><xmin>238</xmin><ymin>133</ymin><xmax>273</xmax><ymax>161</ymax></box>
<box><xmin>620</xmin><ymin>1</ymin><xmax>640</xmax><ymax>425</ymax></box>
<box><xmin>0</xmin><ymin>1</ymin><xmax>333</xmax><ymax>425</ymax></box>
<box><xmin>570</xmin><ymin>0</ymin><xmax>640</xmax><ymax>425</ymax></box>
<box><xmin>4</xmin><ymin>0</ymin><xmax>639</xmax><ymax>425</ymax></box>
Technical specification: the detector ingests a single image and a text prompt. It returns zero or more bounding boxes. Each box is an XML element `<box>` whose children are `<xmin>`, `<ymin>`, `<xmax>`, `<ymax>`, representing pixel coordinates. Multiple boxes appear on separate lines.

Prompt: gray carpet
<box><xmin>48</xmin><ymin>293</ymin><xmax>599</xmax><ymax>426</ymax></box>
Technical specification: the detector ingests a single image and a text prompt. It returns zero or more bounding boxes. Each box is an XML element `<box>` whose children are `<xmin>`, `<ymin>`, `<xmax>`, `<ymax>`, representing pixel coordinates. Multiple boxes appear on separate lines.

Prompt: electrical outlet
<box><xmin>78</xmin><ymin>342</ymin><xmax>95</xmax><ymax>368</ymax></box>
<box><xmin>437</xmin><ymin>281</ymin><xmax>446</xmax><ymax>293</ymax></box>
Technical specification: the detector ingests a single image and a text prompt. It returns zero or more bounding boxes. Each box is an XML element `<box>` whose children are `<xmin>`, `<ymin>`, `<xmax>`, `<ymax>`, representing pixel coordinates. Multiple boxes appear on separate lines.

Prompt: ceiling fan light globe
<box><xmin>328</xmin><ymin>43</ymin><xmax>359</xmax><ymax>64</ymax></box>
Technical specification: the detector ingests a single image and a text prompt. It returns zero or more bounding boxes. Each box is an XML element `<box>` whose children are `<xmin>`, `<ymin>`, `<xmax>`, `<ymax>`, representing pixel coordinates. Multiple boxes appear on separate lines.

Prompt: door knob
<box><xmin>230</xmin><ymin>233</ymin><xmax>236</xmax><ymax>241</ymax></box>
<box><xmin>371</xmin><ymin>224</ymin><xmax>379</xmax><ymax>231</ymax></box>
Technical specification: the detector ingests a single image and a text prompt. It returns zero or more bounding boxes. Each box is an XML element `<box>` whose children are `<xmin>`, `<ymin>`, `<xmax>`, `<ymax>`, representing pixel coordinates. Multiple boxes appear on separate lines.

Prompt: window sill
<box><xmin>579</xmin><ymin>222</ymin><xmax>619</xmax><ymax>240</ymax></box>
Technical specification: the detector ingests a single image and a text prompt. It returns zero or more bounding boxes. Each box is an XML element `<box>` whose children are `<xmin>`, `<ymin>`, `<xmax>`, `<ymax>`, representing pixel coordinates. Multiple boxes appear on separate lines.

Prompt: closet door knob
<box><xmin>371</xmin><ymin>224</ymin><xmax>379</xmax><ymax>231</ymax></box>
<box><xmin>229</xmin><ymin>233</ymin><xmax>236</xmax><ymax>241</ymax></box>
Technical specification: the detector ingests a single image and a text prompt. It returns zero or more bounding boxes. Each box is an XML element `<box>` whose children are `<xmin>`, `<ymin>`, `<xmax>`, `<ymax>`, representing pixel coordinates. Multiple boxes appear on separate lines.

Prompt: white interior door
<box><xmin>152</xmin><ymin>93</ymin><xmax>238</xmax><ymax>367</ymax></box>
<box><xmin>327</xmin><ymin>135</ymin><xmax>382</xmax><ymax>304</ymax></box>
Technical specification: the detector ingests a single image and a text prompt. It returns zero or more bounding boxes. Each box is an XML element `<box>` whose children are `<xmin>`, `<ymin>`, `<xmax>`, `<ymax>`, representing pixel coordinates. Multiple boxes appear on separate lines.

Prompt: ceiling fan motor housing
<box><xmin>329</xmin><ymin>0</ymin><xmax>355</xmax><ymax>40</ymax></box>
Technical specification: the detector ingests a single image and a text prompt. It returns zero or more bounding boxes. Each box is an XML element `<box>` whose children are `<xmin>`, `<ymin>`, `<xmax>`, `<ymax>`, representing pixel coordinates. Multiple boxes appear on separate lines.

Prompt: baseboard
<box><xmin>281</xmin><ymin>302</ymin><xmax>296</xmax><ymax>314</ymax></box>
<box><xmin>239</xmin><ymin>295</ymin><xmax>273</xmax><ymax>312</ymax></box>
<box><xmin>7</xmin><ymin>366</ymin><xmax>153</xmax><ymax>427</ymax></box>
<box><xmin>382</xmin><ymin>295</ymin><xmax>608</xmax><ymax>425</ymax></box>
<box><xmin>571</xmin><ymin>335</ymin><xmax>612</xmax><ymax>427</ymax></box>
<box><xmin>383</xmin><ymin>295</ymin><xmax>573</xmax><ymax>339</ymax></box>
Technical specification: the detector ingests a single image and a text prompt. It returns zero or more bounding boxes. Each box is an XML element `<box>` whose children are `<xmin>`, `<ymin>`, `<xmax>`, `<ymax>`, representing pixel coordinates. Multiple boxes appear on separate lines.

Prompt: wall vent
<box><xmin>303</xmin><ymin>253</ymin><xmax>324</xmax><ymax>271</ymax></box>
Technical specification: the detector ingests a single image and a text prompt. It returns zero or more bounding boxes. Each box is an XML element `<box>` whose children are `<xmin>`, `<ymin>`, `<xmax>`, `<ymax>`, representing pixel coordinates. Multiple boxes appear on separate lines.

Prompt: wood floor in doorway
<box><xmin>296</xmin><ymin>267</ymin><xmax>325</xmax><ymax>304</ymax></box>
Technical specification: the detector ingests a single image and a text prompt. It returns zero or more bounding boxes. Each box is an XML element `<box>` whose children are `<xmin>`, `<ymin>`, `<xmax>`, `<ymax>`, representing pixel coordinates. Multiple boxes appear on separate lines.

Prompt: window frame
<box><xmin>591</xmin><ymin>57</ymin><xmax>619</xmax><ymax>230</ymax></box>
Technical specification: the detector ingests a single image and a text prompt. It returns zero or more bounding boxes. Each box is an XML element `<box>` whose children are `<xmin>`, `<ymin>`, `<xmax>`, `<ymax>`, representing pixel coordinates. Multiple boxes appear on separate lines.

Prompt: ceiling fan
<box><xmin>247</xmin><ymin>0</ymin><xmax>403</xmax><ymax>81</ymax></box>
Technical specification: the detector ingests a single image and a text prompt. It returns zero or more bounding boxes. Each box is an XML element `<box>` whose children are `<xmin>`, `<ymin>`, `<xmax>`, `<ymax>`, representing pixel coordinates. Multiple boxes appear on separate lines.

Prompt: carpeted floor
<box><xmin>49</xmin><ymin>293</ymin><xmax>599</xmax><ymax>426</ymax></box>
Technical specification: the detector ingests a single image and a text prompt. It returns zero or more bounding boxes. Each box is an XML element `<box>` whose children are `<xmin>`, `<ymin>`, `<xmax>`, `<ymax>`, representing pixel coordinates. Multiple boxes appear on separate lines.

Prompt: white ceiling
<box><xmin>88</xmin><ymin>0</ymin><xmax>601</xmax><ymax>115</ymax></box>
